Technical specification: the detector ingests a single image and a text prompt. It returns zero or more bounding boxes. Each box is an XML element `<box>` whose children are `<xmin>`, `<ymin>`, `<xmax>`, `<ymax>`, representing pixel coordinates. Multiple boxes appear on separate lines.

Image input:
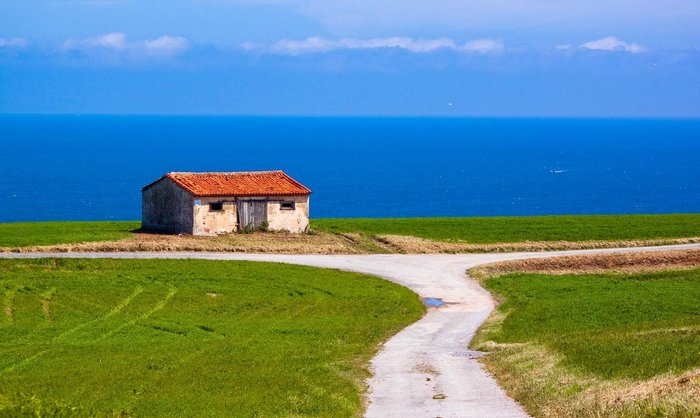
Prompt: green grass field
<box><xmin>312</xmin><ymin>214</ymin><xmax>700</xmax><ymax>243</ymax></box>
<box><xmin>0</xmin><ymin>259</ymin><xmax>423</xmax><ymax>416</ymax></box>
<box><xmin>0</xmin><ymin>221</ymin><xmax>139</xmax><ymax>248</ymax></box>
<box><xmin>480</xmin><ymin>268</ymin><xmax>700</xmax><ymax>379</ymax></box>
<box><xmin>473</xmin><ymin>268</ymin><xmax>700</xmax><ymax>416</ymax></box>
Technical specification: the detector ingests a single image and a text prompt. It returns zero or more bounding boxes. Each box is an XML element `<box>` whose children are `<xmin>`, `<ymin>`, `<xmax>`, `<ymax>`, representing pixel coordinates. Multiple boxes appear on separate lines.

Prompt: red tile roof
<box><xmin>146</xmin><ymin>171</ymin><xmax>311</xmax><ymax>197</ymax></box>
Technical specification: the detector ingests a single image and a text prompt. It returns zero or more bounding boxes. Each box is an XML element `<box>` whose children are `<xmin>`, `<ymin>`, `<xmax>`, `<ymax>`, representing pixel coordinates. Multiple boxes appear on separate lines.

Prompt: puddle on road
<box><xmin>421</xmin><ymin>297</ymin><xmax>445</xmax><ymax>307</ymax></box>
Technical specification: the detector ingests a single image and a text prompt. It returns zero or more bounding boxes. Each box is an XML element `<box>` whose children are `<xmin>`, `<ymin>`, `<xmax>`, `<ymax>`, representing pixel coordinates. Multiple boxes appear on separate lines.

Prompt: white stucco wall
<box><xmin>190</xmin><ymin>195</ymin><xmax>310</xmax><ymax>235</ymax></box>
<box><xmin>192</xmin><ymin>197</ymin><xmax>238</xmax><ymax>236</ymax></box>
<box><xmin>266</xmin><ymin>195</ymin><xmax>310</xmax><ymax>233</ymax></box>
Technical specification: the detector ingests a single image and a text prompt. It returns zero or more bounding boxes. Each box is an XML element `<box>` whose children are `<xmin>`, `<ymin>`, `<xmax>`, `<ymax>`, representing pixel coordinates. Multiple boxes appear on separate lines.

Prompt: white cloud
<box><xmin>61</xmin><ymin>33</ymin><xmax>190</xmax><ymax>56</ymax></box>
<box><xmin>270</xmin><ymin>36</ymin><xmax>456</xmax><ymax>54</ymax></box>
<box><xmin>459</xmin><ymin>39</ymin><xmax>503</xmax><ymax>54</ymax></box>
<box><xmin>580</xmin><ymin>36</ymin><xmax>645</xmax><ymax>53</ymax></box>
<box><xmin>349</xmin><ymin>37</ymin><xmax>456</xmax><ymax>53</ymax></box>
<box><xmin>143</xmin><ymin>35</ymin><xmax>190</xmax><ymax>54</ymax></box>
<box><xmin>62</xmin><ymin>32</ymin><xmax>127</xmax><ymax>51</ymax></box>
<box><xmin>270</xmin><ymin>37</ymin><xmax>337</xmax><ymax>54</ymax></box>
<box><xmin>248</xmin><ymin>36</ymin><xmax>503</xmax><ymax>55</ymax></box>
<box><xmin>0</xmin><ymin>37</ymin><xmax>28</xmax><ymax>48</ymax></box>
<box><xmin>241</xmin><ymin>41</ymin><xmax>264</xmax><ymax>51</ymax></box>
<box><xmin>555</xmin><ymin>44</ymin><xmax>573</xmax><ymax>50</ymax></box>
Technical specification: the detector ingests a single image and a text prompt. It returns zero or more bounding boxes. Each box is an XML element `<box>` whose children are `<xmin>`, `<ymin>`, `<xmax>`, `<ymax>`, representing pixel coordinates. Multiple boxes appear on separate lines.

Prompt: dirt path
<box><xmin>2</xmin><ymin>243</ymin><xmax>698</xmax><ymax>417</ymax></box>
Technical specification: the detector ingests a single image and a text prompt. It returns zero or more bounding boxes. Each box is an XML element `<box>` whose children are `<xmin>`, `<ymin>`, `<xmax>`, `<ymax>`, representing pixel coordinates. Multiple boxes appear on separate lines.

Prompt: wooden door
<box><xmin>237</xmin><ymin>200</ymin><xmax>268</xmax><ymax>231</ymax></box>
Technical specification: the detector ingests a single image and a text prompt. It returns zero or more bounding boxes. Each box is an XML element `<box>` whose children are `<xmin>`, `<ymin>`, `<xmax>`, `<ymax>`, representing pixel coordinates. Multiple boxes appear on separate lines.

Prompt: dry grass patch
<box><xmin>0</xmin><ymin>231</ymin><xmax>366</xmax><ymax>254</ymax></box>
<box><xmin>379</xmin><ymin>234</ymin><xmax>700</xmax><ymax>254</ymax></box>
<box><xmin>3</xmin><ymin>229</ymin><xmax>699</xmax><ymax>255</ymax></box>
<box><xmin>473</xmin><ymin>340</ymin><xmax>700</xmax><ymax>418</ymax></box>
<box><xmin>472</xmin><ymin>248</ymin><xmax>700</xmax><ymax>278</ymax></box>
<box><xmin>337</xmin><ymin>233</ymin><xmax>395</xmax><ymax>254</ymax></box>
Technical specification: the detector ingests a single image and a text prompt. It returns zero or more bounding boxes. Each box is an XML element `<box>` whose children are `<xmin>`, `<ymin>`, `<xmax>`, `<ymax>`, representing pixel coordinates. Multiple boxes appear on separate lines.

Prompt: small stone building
<box><xmin>141</xmin><ymin>171</ymin><xmax>311</xmax><ymax>235</ymax></box>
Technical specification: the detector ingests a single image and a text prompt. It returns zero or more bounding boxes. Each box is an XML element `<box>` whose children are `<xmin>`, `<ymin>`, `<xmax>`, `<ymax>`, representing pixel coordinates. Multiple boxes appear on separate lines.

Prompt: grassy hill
<box><xmin>0</xmin><ymin>259</ymin><xmax>422</xmax><ymax>416</ymax></box>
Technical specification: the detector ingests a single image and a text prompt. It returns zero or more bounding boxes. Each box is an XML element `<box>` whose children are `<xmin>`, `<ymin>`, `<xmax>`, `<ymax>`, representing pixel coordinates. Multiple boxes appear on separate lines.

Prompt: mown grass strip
<box><xmin>0</xmin><ymin>258</ymin><xmax>423</xmax><ymax>417</ymax></box>
<box><xmin>0</xmin><ymin>221</ymin><xmax>139</xmax><ymax>248</ymax></box>
<box><xmin>312</xmin><ymin>214</ymin><xmax>700</xmax><ymax>243</ymax></box>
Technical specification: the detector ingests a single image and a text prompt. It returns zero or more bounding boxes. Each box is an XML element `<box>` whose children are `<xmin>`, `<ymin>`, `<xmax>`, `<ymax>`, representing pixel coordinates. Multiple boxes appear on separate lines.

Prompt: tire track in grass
<box><xmin>2</xmin><ymin>289</ymin><xmax>15</xmax><ymax>323</ymax></box>
<box><xmin>0</xmin><ymin>286</ymin><xmax>58</xmax><ymax>348</ymax></box>
<box><xmin>0</xmin><ymin>286</ymin><xmax>145</xmax><ymax>374</ymax></box>
<box><xmin>62</xmin><ymin>293</ymin><xmax>111</xmax><ymax>312</ymax></box>
<box><xmin>55</xmin><ymin>286</ymin><xmax>144</xmax><ymax>342</ymax></box>
<box><xmin>0</xmin><ymin>286</ymin><xmax>48</xmax><ymax>349</ymax></box>
<box><xmin>127</xmin><ymin>290</ymin><xmax>227</xmax><ymax>395</ymax></box>
<box><xmin>98</xmin><ymin>285</ymin><xmax>178</xmax><ymax>340</ymax></box>
<box><xmin>38</xmin><ymin>288</ymin><xmax>56</xmax><ymax>323</ymax></box>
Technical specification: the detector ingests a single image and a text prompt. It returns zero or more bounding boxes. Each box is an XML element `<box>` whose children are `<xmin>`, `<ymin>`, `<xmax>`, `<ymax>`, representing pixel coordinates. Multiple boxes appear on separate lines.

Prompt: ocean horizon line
<box><xmin>2</xmin><ymin>113</ymin><xmax>700</xmax><ymax>121</ymax></box>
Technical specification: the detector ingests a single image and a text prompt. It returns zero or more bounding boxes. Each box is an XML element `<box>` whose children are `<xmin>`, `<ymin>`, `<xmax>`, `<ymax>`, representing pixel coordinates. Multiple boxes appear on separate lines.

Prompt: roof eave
<box><xmin>190</xmin><ymin>191</ymin><xmax>312</xmax><ymax>198</ymax></box>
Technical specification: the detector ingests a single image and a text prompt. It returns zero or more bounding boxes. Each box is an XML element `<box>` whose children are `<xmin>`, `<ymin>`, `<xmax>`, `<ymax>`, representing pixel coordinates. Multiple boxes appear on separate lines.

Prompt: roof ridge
<box><xmin>167</xmin><ymin>170</ymin><xmax>283</xmax><ymax>176</ymax></box>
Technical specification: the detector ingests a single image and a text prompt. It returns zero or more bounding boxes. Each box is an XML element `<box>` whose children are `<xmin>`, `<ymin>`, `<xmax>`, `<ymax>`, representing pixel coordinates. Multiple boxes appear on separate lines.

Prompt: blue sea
<box><xmin>1</xmin><ymin>115</ymin><xmax>699</xmax><ymax>222</ymax></box>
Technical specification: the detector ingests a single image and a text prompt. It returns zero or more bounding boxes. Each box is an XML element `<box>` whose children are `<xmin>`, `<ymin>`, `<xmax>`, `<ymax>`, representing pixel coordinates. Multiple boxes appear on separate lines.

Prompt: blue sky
<box><xmin>1</xmin><ymin>0</ymin><xmax>699</xmax><ymax>116</ymax></box>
